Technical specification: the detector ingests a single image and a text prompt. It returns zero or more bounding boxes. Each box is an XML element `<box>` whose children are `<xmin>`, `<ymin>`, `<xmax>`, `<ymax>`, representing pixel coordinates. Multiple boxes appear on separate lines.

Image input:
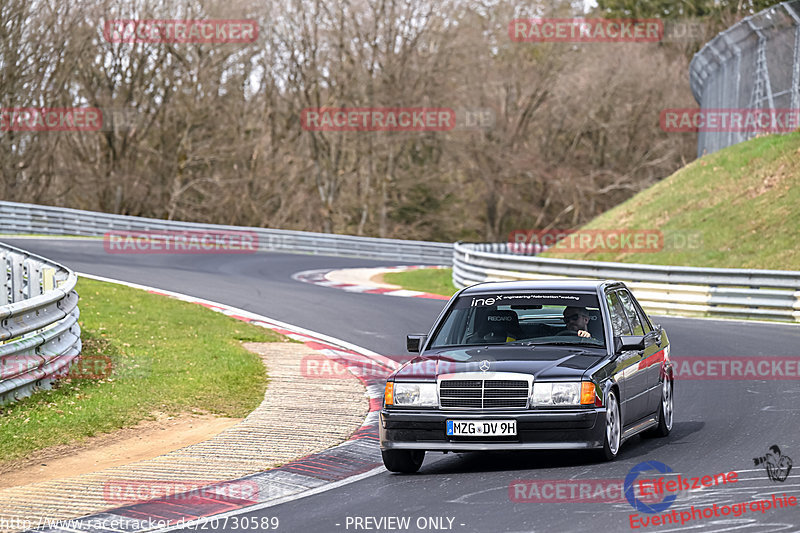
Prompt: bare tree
<box><xmin>0</xmin><ymin>0</ymin><xmax>698</xmax><ymax>242</ymax></box>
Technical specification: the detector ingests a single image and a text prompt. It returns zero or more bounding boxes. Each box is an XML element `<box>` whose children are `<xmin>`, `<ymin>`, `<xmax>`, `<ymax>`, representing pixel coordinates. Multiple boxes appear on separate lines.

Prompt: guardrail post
<box><xmin>42</xmin><ymin>267</ymin><xmax>56</xmax><ymax>292</ymax></box>
<box><xmin>1</xmin><ymin>251</ymin><xmax>9</xmax><ymax>306</ymax></box>
<box><xmin>9</xmin><ymin>253</ymin><xmax>25</xmax><ymax>304</ymax></box>
<box><xmin>25</xmin><ymin>259</ymin><xmax>43</xmax><ymax>298</ymax></box>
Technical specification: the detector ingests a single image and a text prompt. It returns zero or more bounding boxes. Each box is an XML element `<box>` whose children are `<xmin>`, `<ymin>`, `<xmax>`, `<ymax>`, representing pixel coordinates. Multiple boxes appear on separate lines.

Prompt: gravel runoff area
<box><xmin>0</xmin><ymin>342</ymin><xmax>368</xmax><ymax>532</ymax></box>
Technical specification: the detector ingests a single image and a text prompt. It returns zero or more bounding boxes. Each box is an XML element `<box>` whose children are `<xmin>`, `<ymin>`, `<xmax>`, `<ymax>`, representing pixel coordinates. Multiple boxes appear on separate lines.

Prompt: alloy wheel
<box><xmin>607</xmin><ymin>391</ymin><xmax>621</xmax><ymax>455</ymax></box>
<box><xmin>662</xmin><ymin>378</ymin><xmax>673</xmax><ymax>431</ymax></box>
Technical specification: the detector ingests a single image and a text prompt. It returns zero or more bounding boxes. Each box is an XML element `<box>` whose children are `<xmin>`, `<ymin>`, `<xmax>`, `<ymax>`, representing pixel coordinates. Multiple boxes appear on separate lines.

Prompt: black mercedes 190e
<box><xmin>380</xmin><ymin>280</ymin><xmax>673</xmax><ymax>473</ymax></box>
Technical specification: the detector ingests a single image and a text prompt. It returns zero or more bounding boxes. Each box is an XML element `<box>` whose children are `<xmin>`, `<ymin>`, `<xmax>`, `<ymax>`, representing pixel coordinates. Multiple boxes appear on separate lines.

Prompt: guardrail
<box><xmin>0</xmin><ymin>201</ymin><xmax>453</xmax><ymax>264</ymax></box>
<box><xmin>454</xmin><ymin>242</ymin><xmax>800</xmax><ymax>322</ymax></box>
<box><xmin>0</xmin><ymin>242</ymin><xmax>81</xmax><ymax>405</ymax></box>
<box><xmin>3</xmin><ymin>202</ymin><xmax>799</xmax><ymax>323</ymax></box>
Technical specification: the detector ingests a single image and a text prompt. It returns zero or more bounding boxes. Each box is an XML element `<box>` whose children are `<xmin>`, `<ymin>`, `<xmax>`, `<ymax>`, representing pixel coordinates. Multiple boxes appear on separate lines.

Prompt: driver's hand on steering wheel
<box><xmin>577</xmin><ymin>330</ymin><xmax>590</xmax><ymax>338</ymax></box>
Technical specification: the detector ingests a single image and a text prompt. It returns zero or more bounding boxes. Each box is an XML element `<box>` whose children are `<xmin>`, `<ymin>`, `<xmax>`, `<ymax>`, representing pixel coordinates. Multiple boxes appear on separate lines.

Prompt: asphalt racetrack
<box><xmin>8</xmin><ymin>238</ymin><xmax>800</xmax><ymax>533</ymax></box>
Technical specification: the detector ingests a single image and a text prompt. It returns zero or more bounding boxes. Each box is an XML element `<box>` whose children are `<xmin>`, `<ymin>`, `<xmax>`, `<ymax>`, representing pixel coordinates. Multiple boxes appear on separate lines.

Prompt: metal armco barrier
<box><xmin>0</xmin><ymin>201</ymin><xmax>453</xmax><ymax>264</ymax></box>
<box><xmin>454</xmin><ymin>242</ymin><xmax>800</xmax><ymax>323</ymax></box>
<box><xmin>0</xmin><ymin>242</ymin><xmax>81</xmax><ymax>405</ymax></box>
<box><xmin>2</xmin><ymin>202</ymin><xmax>799</xmax><ymax>323</ymax></box>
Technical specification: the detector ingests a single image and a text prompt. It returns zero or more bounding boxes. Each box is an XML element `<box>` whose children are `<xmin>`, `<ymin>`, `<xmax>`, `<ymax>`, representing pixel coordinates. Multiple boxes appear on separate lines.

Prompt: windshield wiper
<box><xmin>529</xmin><ymin>341</ymin><xmax>603</xmax><ymax>346</ymax></box>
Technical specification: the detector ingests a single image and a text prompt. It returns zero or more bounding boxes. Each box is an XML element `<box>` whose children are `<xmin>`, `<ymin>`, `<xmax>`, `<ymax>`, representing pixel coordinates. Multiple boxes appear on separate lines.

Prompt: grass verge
<box><xmin>540</xmin><ymin>132</ymin><xmax>800</xmax><ymax>269</ymax></box>
<box><xmin>0</xmin><ymin>277</ymin><xmax>284</xmax><ymax>465</ymax></box>
<box><xmin>382</xmin><ymin>268</ymin><xmax>458</xmax><ymax>297</ymax></box>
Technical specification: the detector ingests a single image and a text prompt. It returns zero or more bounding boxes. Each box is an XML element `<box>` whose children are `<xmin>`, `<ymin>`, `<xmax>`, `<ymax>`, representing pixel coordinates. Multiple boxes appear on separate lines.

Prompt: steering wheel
<box><xmin>556</xmin><ymin>329</ymin><xmax>599</xmax><ymax>341</ymax></box>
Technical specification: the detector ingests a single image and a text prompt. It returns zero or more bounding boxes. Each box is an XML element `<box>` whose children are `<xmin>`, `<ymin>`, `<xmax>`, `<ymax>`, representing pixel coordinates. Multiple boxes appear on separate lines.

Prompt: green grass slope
<box><xmin>542</xmin><ymin>132</ymin><xmax>800</xmax><ymax>270</ymax></box>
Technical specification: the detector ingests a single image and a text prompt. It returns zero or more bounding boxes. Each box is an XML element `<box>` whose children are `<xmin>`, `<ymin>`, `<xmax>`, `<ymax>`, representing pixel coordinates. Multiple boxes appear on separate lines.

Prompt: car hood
<box><xmin>393</xmin><ymin>346</ymin><xmax>604</xmax><ymax>381</ymax></box>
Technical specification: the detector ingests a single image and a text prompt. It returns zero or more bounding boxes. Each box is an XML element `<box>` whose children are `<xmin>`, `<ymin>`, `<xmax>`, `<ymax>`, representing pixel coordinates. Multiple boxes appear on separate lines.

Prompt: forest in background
<box><xmin>0</xmin><ymin>0</ymin><xmax>784</xmax><ymax>241</ymax></box>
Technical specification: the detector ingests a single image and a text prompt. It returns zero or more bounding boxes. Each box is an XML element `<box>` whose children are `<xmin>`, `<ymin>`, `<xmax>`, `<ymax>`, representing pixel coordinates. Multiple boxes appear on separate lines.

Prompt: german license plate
<box><xmin>446</xmin><ymin>420</ymin><xmax>517</xmax><ymax>436</ymax></box>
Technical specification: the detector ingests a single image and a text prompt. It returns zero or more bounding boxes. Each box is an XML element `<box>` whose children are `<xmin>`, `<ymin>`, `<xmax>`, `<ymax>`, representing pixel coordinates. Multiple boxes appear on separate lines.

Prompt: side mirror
<box><xmin>652</xmin><ymin>323</ymin><xmax>664</xmax><ymax>345</ymax></box>
<box><xmin>615</xmin><ymin>335</ymin><xmax>645</xmax><ymax>353</ymax></box>
<box><xmin>406</xmin><ymin>334</ymin><xmax>427</xmax><ymax>353</ymax></box>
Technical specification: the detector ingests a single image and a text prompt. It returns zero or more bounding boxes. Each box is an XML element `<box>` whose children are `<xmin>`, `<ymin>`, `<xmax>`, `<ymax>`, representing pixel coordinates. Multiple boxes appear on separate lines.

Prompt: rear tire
<box><xmin>382</xmin><ymin>449</ymin><xmax>425</xmax><ymax>473</ymax></box>
<box><xmin>596</xmin><ymin>389</ymin><xmax>621</xmax><ymax>461</ymax></box>
<box><xmin>643</xmin><ymin>377</ymin><xmax>673</xmax><ymax>438</ymax></box>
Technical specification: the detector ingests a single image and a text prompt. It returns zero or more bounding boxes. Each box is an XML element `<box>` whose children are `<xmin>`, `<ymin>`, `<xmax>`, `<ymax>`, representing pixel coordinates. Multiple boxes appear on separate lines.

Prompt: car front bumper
<box><xmin>379</xmin><ymin>408</ymin><xmax>606</xmax><ymax>451</ymax></box>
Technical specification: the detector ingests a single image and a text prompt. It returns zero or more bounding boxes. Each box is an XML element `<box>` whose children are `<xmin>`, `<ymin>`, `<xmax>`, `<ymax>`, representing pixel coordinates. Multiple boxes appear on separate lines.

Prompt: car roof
<box><xmin>459</xmin><ymin>279</ymin><xmax>622</xmax><ymax>294</ymax></box>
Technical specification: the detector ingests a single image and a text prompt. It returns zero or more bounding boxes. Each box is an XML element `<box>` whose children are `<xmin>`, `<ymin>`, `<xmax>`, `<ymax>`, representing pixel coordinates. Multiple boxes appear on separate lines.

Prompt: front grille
<box><xmin>441</xmin><ymin>380</ymin><xmax>482</xmax><ymax>388</ymax></box>
<box><xmin>485</xmin><ymin>380</ymin><xmax>527</xmax><ymax>388</ymax></box>
<box><xmin>442</xmin><ymin>398</ymin><xmax>483</xmax><ymax>408</ymax></box>
<box><xmin>442</xmin><ymin>389</ymin><xmax>482</xmax><ymax>398</ymax></box>
<box><xmin>438</xmin><ymin>374</ymin><xmax>531</xmax><ymax>409</ymax></box>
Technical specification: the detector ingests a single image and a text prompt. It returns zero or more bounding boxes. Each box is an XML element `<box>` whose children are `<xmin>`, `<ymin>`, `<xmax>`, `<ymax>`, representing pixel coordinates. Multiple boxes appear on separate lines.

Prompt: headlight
<box><xmin>389</xmin><ymin>382</ymin><xmax>438</xmax><ymax>407</ymax></box>
<box><xmin>532</xmin><ymin>381</ymin><xmax>596</xmax><ymax>406</ymax></box>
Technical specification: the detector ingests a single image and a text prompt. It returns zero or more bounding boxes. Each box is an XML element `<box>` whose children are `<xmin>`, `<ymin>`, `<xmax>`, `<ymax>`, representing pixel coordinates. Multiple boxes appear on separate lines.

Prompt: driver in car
<box><xmin>562</xmin><ymin>306</ymin><xmax>591</xmax><ymax>338</ymax></box>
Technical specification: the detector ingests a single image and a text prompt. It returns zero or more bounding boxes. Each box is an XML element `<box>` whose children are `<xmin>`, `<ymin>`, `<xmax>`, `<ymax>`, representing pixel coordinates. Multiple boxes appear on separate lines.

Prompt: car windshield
<box><xmin>429</xmin><ymin>291</ymin><xmax>605</xmax><ymax>348</ymax></box>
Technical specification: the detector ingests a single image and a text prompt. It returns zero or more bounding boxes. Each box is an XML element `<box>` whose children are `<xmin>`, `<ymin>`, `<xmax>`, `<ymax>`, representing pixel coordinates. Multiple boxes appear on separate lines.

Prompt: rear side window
<box><xmin>617</xmin><ymin>290</ymin><xmax>644</xmax><ymax>335</ymax></box>
<box><xmin>606</xmin><ymin>292</ymin><xmax>633</xmax><ymax>336</ymax></box>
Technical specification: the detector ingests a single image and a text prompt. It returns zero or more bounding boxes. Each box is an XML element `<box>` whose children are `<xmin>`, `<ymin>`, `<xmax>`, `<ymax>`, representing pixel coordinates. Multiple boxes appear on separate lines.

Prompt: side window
<box><xmin>617</xmin><ymin>290</ymin><xmax>644</xmax><ymax>335</ymax></box>
<box><xmin>632</xmin><ymin>297</ymin><xmax>653</xmax><ymax>334</ymax></box>
<box><xmin>606</xmin><ymin>292</ymin><xmax>633</xmax><ymax>336</ymax></box>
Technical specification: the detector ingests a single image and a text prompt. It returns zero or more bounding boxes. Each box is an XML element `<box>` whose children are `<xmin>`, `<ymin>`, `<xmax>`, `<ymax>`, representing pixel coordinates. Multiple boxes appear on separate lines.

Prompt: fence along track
<box><xmin>690</xmin><ymin>0</ymin><xmax>800</xmax><ymax>157</ymax></box>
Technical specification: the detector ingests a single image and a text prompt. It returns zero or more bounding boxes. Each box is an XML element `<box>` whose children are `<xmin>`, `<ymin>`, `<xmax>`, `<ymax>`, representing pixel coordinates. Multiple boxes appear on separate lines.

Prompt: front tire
<box><xmin>382</xmin><ymin>449</ymin><xmax>425</xmax><ymax>473</ymax></box>
<box><xmin>643</xmin><ymin>376</ymin><xmax>673</xmax><ymax>438</ymax></box>
<box><xmin>596</xmin><ymin>389</ymin><xmax>621</xmax><ymax>461</ymax></box>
